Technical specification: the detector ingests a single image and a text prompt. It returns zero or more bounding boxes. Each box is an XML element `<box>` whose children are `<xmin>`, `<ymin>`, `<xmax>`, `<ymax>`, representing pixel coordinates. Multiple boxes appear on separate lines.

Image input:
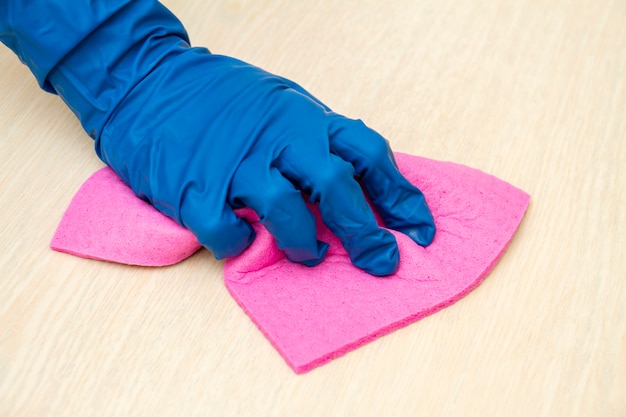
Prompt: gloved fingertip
<box><xmin>294</xmin><ymin>240</ymin><xmax>330</xmax><ymax>267</ymax></box>
<box><xmin>381</xmin><ymin>189</ymin><xmax>437</xmax><ymax>247</ymax></box>
<box><xmin>399</xmin><ymin>223</ymin><xmax>436</xmax><ymax>247</ymax></box>
<box><xmin>211</xmin><ymin>221</ymin><xmax>256</xmax><ymax>260</ymax></box>
<box><xmin>284</xmin><ymin>239</ymin><xmax>329</xmax><ymax>267</ymax></box>
<box><xmin>351</xmin><ymin>230</ymin><xmax>400</xmax><ymax>277</ymax></box>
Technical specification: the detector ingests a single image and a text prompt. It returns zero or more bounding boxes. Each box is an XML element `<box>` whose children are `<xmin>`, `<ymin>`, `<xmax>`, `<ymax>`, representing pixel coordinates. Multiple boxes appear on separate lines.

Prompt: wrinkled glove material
<box><xmin>1</xmin><ymin>0</ymin><xmax>435</xmax><ymax>276</ymax></box>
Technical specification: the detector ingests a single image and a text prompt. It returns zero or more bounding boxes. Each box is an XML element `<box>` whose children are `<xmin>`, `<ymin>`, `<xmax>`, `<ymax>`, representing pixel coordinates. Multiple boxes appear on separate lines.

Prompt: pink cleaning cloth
<box><xmin>224</xmin><ymin>153</ymin><xmax>530</xmax><ymax>373</ymax></box>
<box><xmin>51</xmin><ymin>167</ymin><xmax>201</xmax><ymax>266</ymax></box>
<box><xmin>51</xmin><ymin>153</ymin><xmax>529</xmax><ymax>374</ymax></box>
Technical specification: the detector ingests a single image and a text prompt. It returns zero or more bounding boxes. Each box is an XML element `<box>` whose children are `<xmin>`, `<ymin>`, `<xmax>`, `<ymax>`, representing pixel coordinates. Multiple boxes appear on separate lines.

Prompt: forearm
<box><xmin>0</xmin><ymin>0</ymin><xmax>191</xmax><ymax>138</ymax></box>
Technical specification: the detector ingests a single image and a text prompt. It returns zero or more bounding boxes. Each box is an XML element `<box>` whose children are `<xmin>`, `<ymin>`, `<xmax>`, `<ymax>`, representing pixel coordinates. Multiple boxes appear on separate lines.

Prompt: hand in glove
<box><xmin>1</xmin><ymin>0</ymin><xmax>435</xmax><ymax>276</ymax></box>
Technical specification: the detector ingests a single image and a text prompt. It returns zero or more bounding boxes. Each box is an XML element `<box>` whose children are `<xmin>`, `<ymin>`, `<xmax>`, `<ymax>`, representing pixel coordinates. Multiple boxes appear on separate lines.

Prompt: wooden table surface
<box><xmin>1</xmin><ymin>1</ymin><xmax>624</xmax><ymax>416</ymax></box>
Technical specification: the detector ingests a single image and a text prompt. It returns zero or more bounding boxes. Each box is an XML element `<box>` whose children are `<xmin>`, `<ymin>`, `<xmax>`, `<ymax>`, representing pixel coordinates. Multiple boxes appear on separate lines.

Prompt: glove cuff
<box><xmin>48</xmin><ymin>1</ymin><xmax>191</xmax><ymax>140</ymax></box>
<box><xmin>2</xmin><ymin>0</ymin><xmax>191</xmax><ymax>140</ymax></box>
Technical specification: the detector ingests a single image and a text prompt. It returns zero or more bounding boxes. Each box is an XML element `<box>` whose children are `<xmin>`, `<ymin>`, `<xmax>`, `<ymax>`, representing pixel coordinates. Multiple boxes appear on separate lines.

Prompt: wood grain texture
<box><xmin>1</xmin><ymin>0</ymin><xmax>624</xmax><ymax>416</ymax></box>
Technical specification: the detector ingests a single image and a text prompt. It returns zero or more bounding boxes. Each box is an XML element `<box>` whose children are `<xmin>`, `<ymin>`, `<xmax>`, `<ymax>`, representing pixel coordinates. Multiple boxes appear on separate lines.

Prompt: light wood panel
<box><xmin>1</xmin><ymin>1</ymin><xmax>624</xmax><ymax>415</ymax></box>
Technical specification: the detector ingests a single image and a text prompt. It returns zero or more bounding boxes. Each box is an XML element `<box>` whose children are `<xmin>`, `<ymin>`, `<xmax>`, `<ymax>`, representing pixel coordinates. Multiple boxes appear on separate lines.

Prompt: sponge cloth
<box><xmin>51</xmin><ymin>167</ymin><xmax>201</xmax><ymax>266</ymax></box>
<box><xmin>50</xmin><ymin>153</ymin><xmax>529</xmax><ymax>374</ymax></box>
<box><xmin>223</xmin><ymin>153</ymin><xmax>530</xmax><ymax>373</ymax></box>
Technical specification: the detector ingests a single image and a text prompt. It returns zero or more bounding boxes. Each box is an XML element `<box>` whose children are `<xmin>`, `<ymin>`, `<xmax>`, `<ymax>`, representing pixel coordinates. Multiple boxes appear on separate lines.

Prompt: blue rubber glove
<box><xmin>1</xmin><ymin>0</ymin><xmax>435</xmax><ymax>276</ymax></box>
